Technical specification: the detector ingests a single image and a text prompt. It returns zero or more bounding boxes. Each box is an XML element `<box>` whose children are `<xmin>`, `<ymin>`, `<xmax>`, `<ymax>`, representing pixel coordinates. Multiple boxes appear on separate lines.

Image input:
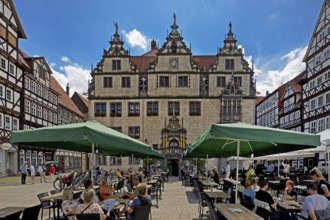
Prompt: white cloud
<box><xmin>51</xmin><ymin>58</ymin><xmax>90</xmax><ymax>97</ymax></box>
<box><xmin>61</xmin><ymin>56</ymin><xmax>71</xmax><ymax>63</ymax></box>
<box><xmin>122</xmin><ymin>29</ymin><xmax>148</xmax><ymax>50</ymax></box>
<box><xmin>255</xmin><ymin>46</ymin><xmax>307</xmax><ymax>96</ymax></box>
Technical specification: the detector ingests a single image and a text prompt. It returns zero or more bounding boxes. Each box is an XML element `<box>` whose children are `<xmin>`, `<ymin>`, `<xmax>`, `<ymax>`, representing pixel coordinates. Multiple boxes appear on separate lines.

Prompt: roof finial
<box><xmin>173</xmin><ymin>13</ymin><xmax>176</xmax><ymax>25</ymax></box>
<box><xmin>114</xmin><ymin>21</ymin><xmax>118</xmax><ymax>34</ymax></box>
<box><xmin>229</xmin><ymin>22</ymin><xmax>232</xmax><ymax>34</ymax></box>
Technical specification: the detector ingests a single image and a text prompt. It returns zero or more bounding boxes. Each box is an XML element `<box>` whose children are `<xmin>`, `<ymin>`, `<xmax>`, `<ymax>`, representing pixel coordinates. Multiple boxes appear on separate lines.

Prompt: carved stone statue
<box><xmin>173</xmin><ymin>13</ymin><xmax>176</xmax><ymax>25</ymax></box>
<box><xmin>114</xmin><ymin>22</ymin><xmax>118</xmax><ymax>33</ymax></box>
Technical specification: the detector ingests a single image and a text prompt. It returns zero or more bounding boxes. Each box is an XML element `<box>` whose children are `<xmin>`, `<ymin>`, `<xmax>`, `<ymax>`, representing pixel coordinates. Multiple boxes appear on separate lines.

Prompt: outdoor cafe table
<box><xmin>199</xmin><ymin>179</ymin><xmax>219</xmax><ymax>190</ymax></box>
<box><xmin>0</xmin><ymin>207</ymin><xmax>25</xmax><ymax>219</ymax></box>
<box><xmin>277</xmin><ymin>200</ymin><xmax>302</xmax><ymax>214</ymax></box>
<box><xmin>204</xmin><ymin>191</ymin><xmax>230</xmax><ymax>203</ymax></box>
<box><xmin>147</xmin><ymin>179</ymin><xmax>158</xmax><ymax>185</ymax></box>
<box><xmin>268</xmin><ymin>180</ymin><xmax>280</xmax><ymax>190</ymax></box>
<box><xmin>213</xmin><ymin>203</ymin><xmax>263</xmax><ymax>220</ymax></box>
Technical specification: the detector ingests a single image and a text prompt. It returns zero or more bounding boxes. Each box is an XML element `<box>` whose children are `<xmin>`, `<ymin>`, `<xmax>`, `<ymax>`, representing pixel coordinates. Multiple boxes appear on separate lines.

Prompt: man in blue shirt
<box><xmin>20</xmin><ymin>161</ymin><xmax>28</xmax><ymax>184</ymax></box>
<box><xmin>299</xmin><ymin>183</ymin><xmax>330</xmax><ymax>220</ymax></box>
<box><xmin>127</xmin><ymin>183</ymin><xmax>151</xmax><ymax>220</ymax></box>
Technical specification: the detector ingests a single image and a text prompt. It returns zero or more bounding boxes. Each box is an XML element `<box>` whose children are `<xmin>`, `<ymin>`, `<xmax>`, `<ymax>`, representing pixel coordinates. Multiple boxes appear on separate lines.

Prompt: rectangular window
<box><xmin>147</xmin><ymin>101</ymin><xmax>158</xmax><ymax>116</ymax></box>
<box><xmin>234</xmin><ymin>77</ymin><xmax>242</xmax><ymax>87</ymax></box>
<box><xmin>311</xmin><ymin>121</ymin><xmax>316</xmax><ymax>133</ymax></box>
<box><xmin>5</xmin><ymin>115</ymin><xmax>11</xmax><ymax>130</ymax></box>
<box><xmin>128</xmin><ymin>126</ymin><xmax>140</xmax><ymax>139</ymax></box>
<box><xmin>9</xmin><ymin>63</ymin><xmax>15</xmax><ymax>76</ymax></box>
<box><xmin>325</xmin><ymin>71</ymin><xmax>330</xmax><ymax>81</ymax></box>
<box><xmin>128</xmin><ymin>102</ymin><xmax>140</xmax><ymax>116</ymax></box>
<box><xmin>318</xmin><ymin>119</ymin><xmax>325</xmax><ymax>132</ymax></box>
<box><xmin>318</xmin><ymin>96</ymin><xmax>324</xmax><ymax>107</ymax></box>
<box><xmin>1</xmin><ymin>58</ymin><xmax>6</xmax><ymax>70</ymax></box>
<box><xmin>25</xmin><ymin>78</ymin><xmax>30</xmax><ymax>90</ymax></box>
<box><xmin>326</xmin><ymin>117</ymin><xmax>330</xmax><ymax>129</ymax></box>
<box><xmin>112</xmin><ymin>60</ymin><xmax>121</xmax><ymax>70</ymax></box>
<box><xmin>25</xmin><ymin>100</ymin><xmax>30</xmax><ymax>113</ymax></box>
<box><xmin>103</xmin><ymin>77</ymin><xmax>112</xmax><ymax>88</ymax></box>
<box><xmin>94</xmin><ymin>102</ymin><xmax>106</xmax><ymax>117</ymax></box>
<box><xmin>31</xmin><ymin>103</ymin><xmax>36</xmax><ymax>116</ymax></box>
<box><xmin>178</xmin><ymin>76</ymin><xmax>188</xmax><ymax>87</ymax></box>
<box><xmin>310</xmin><ymin>99</ymin><xmax>316</xmax><ymax>110</ymax></box>
<box><xmin>37</xmin><ymin>106</ymin><xmax>42</xmax><ymax>117</ymax></box>
<box><xmin>43</xmin><ymin>109</ymin><xmax>47</xmax><ymax>120</ymax></box>
<box><xmin>159</xmin><ymin>76</ymin><xmax>169</xmax><ymax>87</ymax></box>
<box><xmin>13</xmin><ymin>118</ymin><xmax>18</xmax><ymax>131</ymax></box>
<box><xmin>0</xmin><ymin>85</ymin><xmax>3</xmax><ymax>98</ymax></box>
<box><xmin>0</xmin><ymin>114</ymin><xmax>3</xmax><ymax>128</ymax></box>
<box><xmin>6</xmin><ymin>89</ymin><xmax>12</xmax><ymax>101</ymax></box>
<box><xmin>189</xmin><ymin>101</ymin><xmax>201</xmax><ymax>116</ymax></box>
<box><xmin>110</xmin><ymin>102</ymin><xmax>122</xmax><ymax>117</ymax></box>
<box><xmin>217</xmin><ymin>76</ymin><xmax>226</xmax><ymax>87</ymax></box>
<box><xmin>326</xmin><ymin>92</ymin><xmax>330</xmax><ymax>104</ymax></box>
<box><xmin>317</xmin><ymin>76</ymin><xmax>323</xmax><ymax>85</ymax></box>
<box><xmin>39</xmin><ymin>65</ymin><xmax>46</xmax><ymax>80</ymax></box>
<box><xmin>122</xmin><ymin>76</ymin><xmax>130</xmax><ymax>88</ymax></box>
<box><xmin>168</xmin><ymin>101</ymin><xmax>180</xmax><ymax>116</ymax></box>
<box><xmin>31</xmin><ymin>81</ymin><xmax>36</xmax><ymax>93</ymax></box>
<box><xmin>225</xmin><ymin>59</ymin><xmax>234</xmax><ymax>70</ymax></box>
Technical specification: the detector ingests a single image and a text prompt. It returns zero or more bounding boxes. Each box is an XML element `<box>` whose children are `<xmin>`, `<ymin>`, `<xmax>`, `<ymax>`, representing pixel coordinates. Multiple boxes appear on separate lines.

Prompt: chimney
<box><xmin>266</xmin><ymin>91</ymin><xmax>269</xmax><ymax>96</ymax></box>
<box><xmin>66</xmin><ymin>83</ymin><xmax>70</xmax><ymax>95</ymax></box>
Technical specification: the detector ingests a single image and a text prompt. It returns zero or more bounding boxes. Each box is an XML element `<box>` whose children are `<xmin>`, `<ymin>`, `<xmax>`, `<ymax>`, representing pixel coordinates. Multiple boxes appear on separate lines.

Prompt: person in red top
<box><xmin>49</xmin><ymin>164</ymin><xmax>56</xmax><ymax>182</ymax></box>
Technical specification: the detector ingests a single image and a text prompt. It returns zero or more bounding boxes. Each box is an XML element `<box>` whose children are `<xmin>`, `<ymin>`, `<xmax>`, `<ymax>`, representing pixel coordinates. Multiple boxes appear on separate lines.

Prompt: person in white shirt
<box><xmin>266</xmin><ymin>161</ymin><xmax>274</xmax><ymax>173</ymax></box>
<box><xmin>29</xmin><ymin>164</ymin><xmax>36</xmax><ymax>184</ymax></box>
<box><xmin>37</xmin><ymin>162</ymin><xmax>46</xmax><ymax>183</ymax></box>
<box><xmin>225</xmin><ymin>161</ymin><xmax>230</xmax><ymax>179</ymax></box>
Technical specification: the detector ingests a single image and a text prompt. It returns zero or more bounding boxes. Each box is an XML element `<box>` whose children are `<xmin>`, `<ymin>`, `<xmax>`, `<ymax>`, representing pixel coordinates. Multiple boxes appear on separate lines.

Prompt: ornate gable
<box><xmin>303</xmin><ymin>0</ymin><xmax>330</xmax><ymax>62</ymax></box>
<box><xmin>158</xmin><ymin>13</ymin><xmax>191</xmax><ymax>55</ymax></box>
<box><xmin>105</xmin><ymin>23</ymin><xmax>129</xmax><ymax>57</ymax></box>
<box><xmin>218</xmin><ymin>22</ymin><xmax>243</xmax><ymax>56</ymax></box>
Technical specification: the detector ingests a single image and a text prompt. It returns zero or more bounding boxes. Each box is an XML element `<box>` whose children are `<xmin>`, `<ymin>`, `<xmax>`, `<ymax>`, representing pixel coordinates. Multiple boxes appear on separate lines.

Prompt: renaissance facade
<box><xmin>88</xmin><ymin>16</ymin><xmax>256</xmax><ymax>175</ymax></box>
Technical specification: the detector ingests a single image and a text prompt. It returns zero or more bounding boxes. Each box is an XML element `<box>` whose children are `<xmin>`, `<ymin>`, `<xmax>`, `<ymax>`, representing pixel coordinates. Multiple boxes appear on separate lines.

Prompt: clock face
<box><xmin>169</xmin><ymin>58</ymin><xmax>179</xmax><ymax>69</ymax></box>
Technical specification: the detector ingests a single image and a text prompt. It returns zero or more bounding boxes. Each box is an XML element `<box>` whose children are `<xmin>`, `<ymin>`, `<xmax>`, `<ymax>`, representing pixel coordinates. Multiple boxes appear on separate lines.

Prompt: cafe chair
<box><xmin>243</xmin><ymin>195</ymin><xmax>255</xmax><ymax>211</ymax></box>
<box><xmin>133</xmin><ymin>203</ymin><xmax>152</xmax><ymax>220</ymax></box>
<box><xmin>76</xmin><ymin>213</ymin><xmax>100</xmax><ymax>220</ymax></box>
<box><xmin>197</xmin><ymin>188</ymin><xmax>208</xmax><ymax>218</ymax></box>
<box><xmin>1</xmin><ymin>210</ymin><xmax>22</xmax><ymax>220</ymax></box>
<box><xmin>253</xmin><ymin>199</ymin><xmax>271</xmax><ymax>220</ymax></box>
<box><xmin>21</xmin><ymin>204</ymin><xmax>42</xmax><ymax>220</ymax></box>
<box><xmin>37</xmin><ymin>192</ymin><xmax>56</xmax><ymax>220</ymax></box>
<box><xmin>206</xmin><ymin>201</ymin><xmax>219</xmax><ymax>220</ymax></box>
<box><xmin>114</xmin><ymin>179</ymin><xmax>125</xmax><ymax>193</ymax></box>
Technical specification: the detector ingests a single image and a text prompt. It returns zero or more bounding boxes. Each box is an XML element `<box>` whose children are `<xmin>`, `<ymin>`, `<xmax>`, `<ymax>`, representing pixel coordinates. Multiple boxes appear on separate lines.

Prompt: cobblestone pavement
<box><xmin>0</xmin><ymin>176</ymin><xmax>205</xmax><ymax>220</ymax></box>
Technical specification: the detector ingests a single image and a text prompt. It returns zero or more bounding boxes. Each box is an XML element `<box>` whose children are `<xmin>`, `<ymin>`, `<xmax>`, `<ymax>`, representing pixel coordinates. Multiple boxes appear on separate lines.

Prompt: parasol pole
<box><xmin>206</xmin><ymin>154</ymin><xmax>209</xmax><ymax>172</ymax></box>
<box><xmin>147</xmin><ymin>156</ymin><xmax>149</xmax><ymax>176</ymax></box>
<box><xmin>278</xmin><ymin>154</ymin><xmax>280</xmax><ymax>177</ymax></box>
<box><xmin>235</xmin><ymin>140</ymin><xmax>240</xmax><ymax>204</ymax></box>
<box><xmin>92</xmin><ymin>143</ymin><xmax>95</xmax><ymax>184</ymax></box>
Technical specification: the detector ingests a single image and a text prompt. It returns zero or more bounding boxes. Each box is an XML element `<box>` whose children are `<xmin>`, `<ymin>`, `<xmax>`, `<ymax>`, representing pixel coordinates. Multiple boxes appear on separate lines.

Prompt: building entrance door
<box><xmin>170</xmin><ymin>159</ymin><xmax>179</xmax><ymax>176</ymax></box>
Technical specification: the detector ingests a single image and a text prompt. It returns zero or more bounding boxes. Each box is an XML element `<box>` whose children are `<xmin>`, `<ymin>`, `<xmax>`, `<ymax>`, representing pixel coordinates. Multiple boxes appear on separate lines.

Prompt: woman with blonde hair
<box><xmin>76</xmin><ymin>189</ymin><xmax>106</xmax><ymax>220</ymax></box>
<box><xmin>310</xmin><ymin>167</ymin><xmax>330</xmax><ymax>200</ymax></box>
<box><xmin>62</xmin><ymin>188</ymin><xmax>79</xmax><ymax>220</ymax></box>
<box><xmin>284</xmin><ymin>180</ymin><xmax>297</xmax><ymax>200</ymax></box>
<box><xmin>98</xmin><ymin>178</ymin><xmax>114</xmax><ymax>201</ymax></box>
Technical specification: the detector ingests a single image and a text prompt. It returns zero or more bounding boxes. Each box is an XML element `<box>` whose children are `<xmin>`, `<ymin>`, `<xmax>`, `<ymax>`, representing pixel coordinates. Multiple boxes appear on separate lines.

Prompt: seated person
<box><xmin>252</xmin><ymin>179</ymin><xmax>260</xmax><ymax>192</ymax></box>
<box><xmin>284</xmin><ymin>180</ymin><xmax>298</xmax><ymax>200</ymax></box>
<box><xmin>299</xmin><ymin>183</ymin><xmax>330</xmax><ymax>220</ymax></box>
<box><xmin>80</xmin><ymin>179</ymin><xmax>99</xmax><ymax>203</ymax></box>
<box><xmin>243</xmin><ymin>179</ymin><xmax>256</xmax><ymax>201</ymax></box>
<box><xmin>62</xmin><ymin>188</ymin><xmax>79</xmax><ymax>220</ymax></box>
<box><xmin>309</xmin><ymin>167</ymin><xmax>330</xmax><ymax>200</ymax></box>
<box><xmin>98</xmin><ymin>178</ymin><xmax>114</xmax><ymax>201</ymax></box>
<box><xmin>256</xmin><ymin>179</ymin><xmax>289</xmax><ymax>220</ymax></box>
<box><xmin>125</xmin><ymin>175</ymin><xmax>140</xmax><ymax>200</ymax></box>
<box><xmin>76</xmin><ymin>189</ymin><xmax>106</xmax><ymax>220</ymax></box>
<box><xmin>127</xmin><ymin>183</ymin><xmax>152</xmax><ymax>220</ymax></box>
<box><xmin>116</xmin><ymin>168</ymin><xmax>123</xmax><ymax>180</ymax></box>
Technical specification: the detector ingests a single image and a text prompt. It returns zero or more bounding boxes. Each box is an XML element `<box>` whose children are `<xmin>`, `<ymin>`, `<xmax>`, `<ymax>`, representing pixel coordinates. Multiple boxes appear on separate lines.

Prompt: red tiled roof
<box><xmin>193</xmin><ymin>56</ymin><xmax>217</xmax><ymax>71</ymax></box>
<box><xmin>256</xmin><ymin>96</ymin><xmax>266</xmax><ymax>105</ymax></box>
<box><xmin>131</xmin><ymin>56</ymin><xmax>155</xmax><ymax>72</ymax></box>
<box><xmin>50</xmin><ymin>76</ymin><xmax>84</xmax><ymax>118</ymax></box>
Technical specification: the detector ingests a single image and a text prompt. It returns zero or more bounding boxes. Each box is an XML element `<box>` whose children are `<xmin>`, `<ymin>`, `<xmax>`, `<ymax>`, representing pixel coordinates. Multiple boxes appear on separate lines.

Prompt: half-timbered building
<box><xmin>88</xmin><ymin>17</ymin><xmax>256</xmax><ymax>175</ymax></box>
<box><xmin>301</xmin><ymin>0</ymin><xmax>330</xmax><ymax>134</ymax></box>
<box><xmin>0</xmin><ymin>0</ymin><xmax>26</xmax><ymax>177</ymax></box>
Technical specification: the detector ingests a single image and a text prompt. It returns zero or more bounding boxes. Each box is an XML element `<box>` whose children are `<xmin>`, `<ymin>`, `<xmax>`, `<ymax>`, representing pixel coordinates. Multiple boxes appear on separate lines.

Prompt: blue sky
<box><xmin>15</xmin><ymin>0</ymin><xmax>322</xmax><ymax>96</ymax></box>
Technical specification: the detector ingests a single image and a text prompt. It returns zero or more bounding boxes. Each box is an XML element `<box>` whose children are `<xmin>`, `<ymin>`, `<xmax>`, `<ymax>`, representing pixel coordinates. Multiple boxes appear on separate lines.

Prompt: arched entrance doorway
<box><xmin>168</xmin><ymin>159</ymin><xmax>179</xmax><ymax>176</ymax></box>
